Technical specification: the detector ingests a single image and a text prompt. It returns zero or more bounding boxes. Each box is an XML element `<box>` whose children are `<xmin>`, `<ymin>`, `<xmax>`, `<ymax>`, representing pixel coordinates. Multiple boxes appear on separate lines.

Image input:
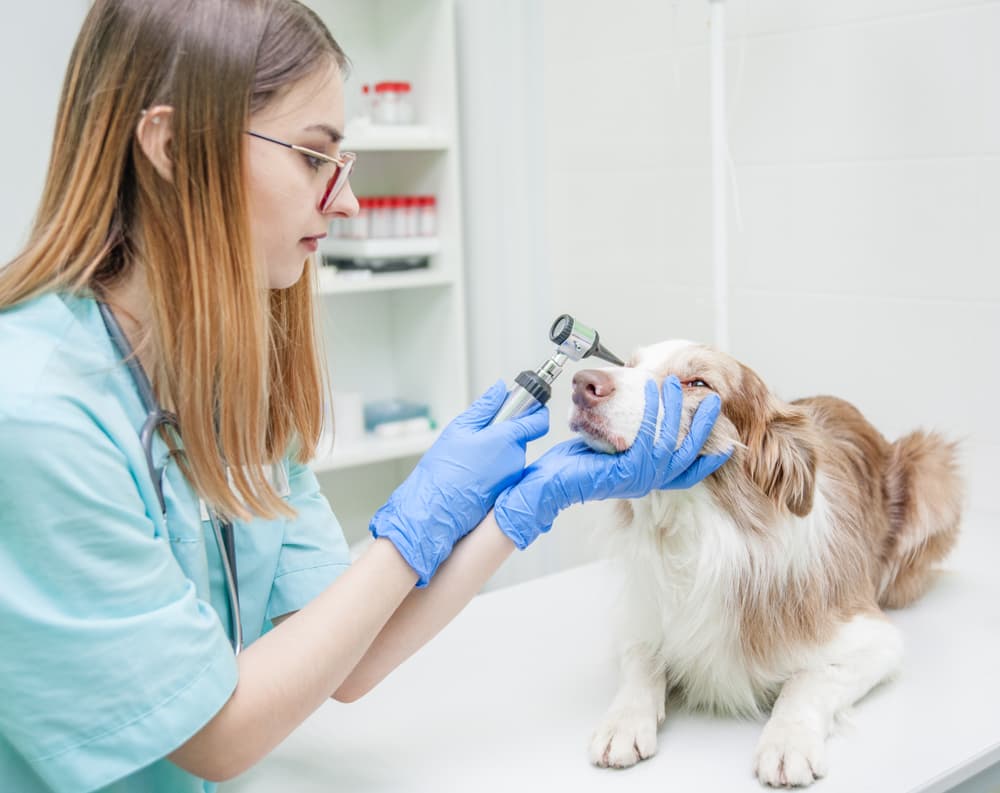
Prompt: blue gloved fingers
<box><xmin>521</xmin><ymin>438</ymin><xmax>588</xmax><ymax>478</ymax></box>
<box><xmin>598</xmin><ymin>378</ymin><xmax>645</xmax><ymax>487</ymax></box>
<box><xmin>450</xmin><ymin>380</ymin><xmax>508</xmax><ymax>431</ymax></box>
<box><xmin>673</xmin><ymin>393</ymin><xmax>723</xmax><ymax>465</ymax></box>
<box><xmin>664</xmin><ymin>449</ymin><xmax>733</xmax><ymax>490</ymax></box>
<box><xmin>373</xmin><ymin>376</ymin><xmax>554</xmax><ymax>587</ymax></box>
<box><xmin>654</xmin><ymin>376</ymin><xmax>684</xmax><ymax>460</ymax></box>
<box><xmin>502</xmin><ymin>403</ymin><xmax>550</xmax><ymax>446</ymax></box>
<box><xmin>547</xmin><ymin>437</ymin><xmax>594</xmax><ymax>457</ymax></box>
<box><xmin>604</xmin><ymin>378</ymin><xmax>661</xmax><ymax>492</ymax></box>
<box><xmin>628</xmin><ymin>378</ymin><xmax>662</xmax><ymax>456</ymax></box>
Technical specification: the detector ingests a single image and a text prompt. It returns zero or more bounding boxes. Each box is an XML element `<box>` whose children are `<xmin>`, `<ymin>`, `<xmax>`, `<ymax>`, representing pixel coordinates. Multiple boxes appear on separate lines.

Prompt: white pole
<box><xmin>709</xmin><ymin>0</ymin><xmax>729</xmax><ymax>352</ymax></box>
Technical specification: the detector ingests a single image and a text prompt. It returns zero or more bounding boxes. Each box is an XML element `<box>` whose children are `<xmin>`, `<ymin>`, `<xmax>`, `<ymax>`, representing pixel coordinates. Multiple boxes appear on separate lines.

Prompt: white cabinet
<box><xmin>307</xmin><ymin>0</ymin><xmax>468</xmax><ymax>546</ymax></box>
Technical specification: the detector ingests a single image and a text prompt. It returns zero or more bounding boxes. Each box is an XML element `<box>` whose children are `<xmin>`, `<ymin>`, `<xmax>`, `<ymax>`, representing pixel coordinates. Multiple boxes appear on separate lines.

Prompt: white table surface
<box><xmin>224</xmin><ymin>512</ymin><xmax>1000</xmax><ymax>793</ymax></box>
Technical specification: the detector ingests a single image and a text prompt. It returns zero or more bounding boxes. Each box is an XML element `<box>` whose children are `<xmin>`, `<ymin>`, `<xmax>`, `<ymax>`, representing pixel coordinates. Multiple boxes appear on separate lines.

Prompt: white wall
<box><xmin>456</xmin><ymin>0</ymin><xmax>549</xmax><ymax>398</ymax></box>
<box><xmin>718</xmin><ymin>0</ymin><xmax>1000</xmax><ymax>526</ymax></box>
<box><xmin>0</xmin><ymin>3</ymin><xmax>89</xmax><ymax>263</ymax></box>
<box><xmin>459</xmin><ymin>0</ymin><xmax>999</xmax><ymax>588</ymax></box>
<box><xmin>456</xmin><ymin>0</ymin><xmax>574</xmax><ymax>588</ymax></box>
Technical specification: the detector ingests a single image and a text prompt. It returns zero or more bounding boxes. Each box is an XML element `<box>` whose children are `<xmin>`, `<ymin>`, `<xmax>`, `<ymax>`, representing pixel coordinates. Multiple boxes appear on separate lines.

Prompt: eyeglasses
<box><xmin>246</xmin><ymin>130</ymin><xmax>357</xmax><ymax>212</ymax></box>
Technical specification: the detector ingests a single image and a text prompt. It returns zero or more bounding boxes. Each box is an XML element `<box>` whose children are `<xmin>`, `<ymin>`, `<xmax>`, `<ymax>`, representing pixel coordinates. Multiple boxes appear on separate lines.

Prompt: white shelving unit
<box><xmin>316</xmin><ymin>237</ymin><xmax>453</xmax><ymax>294</ymax></box>
<box><xmin>311</xmin><ymin>428</ymin><xmax>443</xmax><ymax>473</ymax></box>
<box><xmin>308</xmin><ymin>0</ymin><xmax>468</xmax><ymax>545</ymax></box>
<box><xmin>320</xmin><ymin>237</ymin><xmax>441</xmax><ymax>260</ymax></box>
<box><xmin>315</xmin><ymin>266</ymin><xmax>456</xmax><ymax>295</ymax></box>
<box><xmin>345</xmin><ymin>124</ymin><xmax>451</xmax><ymax>152</ymax></box>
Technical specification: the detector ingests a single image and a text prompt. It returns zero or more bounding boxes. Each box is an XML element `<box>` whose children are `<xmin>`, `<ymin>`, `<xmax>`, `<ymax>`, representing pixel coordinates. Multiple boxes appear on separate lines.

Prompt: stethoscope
<box><xmin>97</xmin><ymin>301</ymin><xmax>244</xmax><ymax>655</ymax></box>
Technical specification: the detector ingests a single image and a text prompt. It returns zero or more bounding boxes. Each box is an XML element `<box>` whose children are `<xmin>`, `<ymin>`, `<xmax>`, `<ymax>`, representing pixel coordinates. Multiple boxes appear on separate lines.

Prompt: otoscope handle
<box><xmin>488</xmin><ymin>371</ymin><xmax>551</xmax><ymax>425</ymax></box>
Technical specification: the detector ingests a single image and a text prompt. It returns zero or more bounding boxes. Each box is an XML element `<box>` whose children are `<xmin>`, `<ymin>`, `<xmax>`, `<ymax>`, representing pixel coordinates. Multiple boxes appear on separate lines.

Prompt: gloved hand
<box><xmin>370</xmin><ymin>380</ymin><xmax>549</xmax><ymax>586</ymax></box>
<box><xmin>494</xmin><ymin>376</ymin><xmax>731</xmax><ymax>549</ymax></box>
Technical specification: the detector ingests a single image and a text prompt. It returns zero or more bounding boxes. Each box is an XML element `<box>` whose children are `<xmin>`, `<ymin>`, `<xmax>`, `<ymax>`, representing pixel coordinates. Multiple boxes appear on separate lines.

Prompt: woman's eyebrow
<box><xmin>304</xmin><ymin>123</ymin><xmax>344</xmax><ymax>143</ymax></box>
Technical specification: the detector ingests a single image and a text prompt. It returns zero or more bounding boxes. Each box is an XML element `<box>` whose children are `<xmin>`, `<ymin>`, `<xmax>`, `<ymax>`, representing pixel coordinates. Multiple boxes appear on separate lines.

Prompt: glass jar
<box><xmin>402</xmin><ymin>196</ymin><xmax>419</xmax><ymax>238</ymax></box>
<box><xmin>350</xmin><ymin>197</ymin><xmax>370</xmax><ymax>239</ymax></box>
<box><xmin>369</xmin><ymin>197</ymin><xmax>391</xmax><ymax>238</ymax></box>
<box><xmin>417</xmin><ymin>195</ymin><xmax>437</xmax><ymax>237</ymax></box>
<box><xmin>373</xmin><ymin>81</ymin><xmax>414</xmax><ymax>125</ymax></box>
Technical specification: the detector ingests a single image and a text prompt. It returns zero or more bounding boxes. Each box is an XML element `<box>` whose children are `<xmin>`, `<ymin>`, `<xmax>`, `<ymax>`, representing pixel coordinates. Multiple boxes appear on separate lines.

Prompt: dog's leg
<box><xmin>589</xmin><ymin>643</ymin><xmax>667</xmax><ymax>768</ymax></box>
<box><xmin>753</xmin><ymin>613</ymin><xmax>903</xmax><ymax>787</ymax></box>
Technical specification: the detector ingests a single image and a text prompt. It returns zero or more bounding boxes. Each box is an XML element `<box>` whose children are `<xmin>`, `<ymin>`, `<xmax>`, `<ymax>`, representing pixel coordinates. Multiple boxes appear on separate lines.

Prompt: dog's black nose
<box><xmin>572</xmin><ymin>370</ymin><xmax>616</xmax><ymax>408</ymax></box>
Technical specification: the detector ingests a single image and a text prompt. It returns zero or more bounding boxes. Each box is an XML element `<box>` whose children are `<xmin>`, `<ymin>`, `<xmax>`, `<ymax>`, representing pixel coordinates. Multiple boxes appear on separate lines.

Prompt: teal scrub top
<box><xmin>0</xmin><ymin>292</ymin><xmax>352</xmax><ymax>792</ymax></box>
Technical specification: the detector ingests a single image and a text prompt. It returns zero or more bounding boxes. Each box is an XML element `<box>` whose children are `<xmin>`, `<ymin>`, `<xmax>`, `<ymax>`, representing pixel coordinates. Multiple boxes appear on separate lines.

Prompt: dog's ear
<box><xmin>747</xmin><ymin>406</ymin><xmax>817</xmax><ymax>517</ymax></box>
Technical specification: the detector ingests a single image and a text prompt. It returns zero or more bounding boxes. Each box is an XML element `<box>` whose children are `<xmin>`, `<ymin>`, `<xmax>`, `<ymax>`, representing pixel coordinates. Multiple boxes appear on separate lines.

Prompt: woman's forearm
<box><xmin>168</xmin><ymin>537</ymin><xmax>418</xmax><ymax>781</ymax></box>
<box><xmin>169</xmin><ymin>513</ymin><xmax>518</xmax><ymax>780</ymax></box>
<box><xmin>332</xmin><ymin>510</ymin><xmax>516</xmax><ymax>702</ymax></box>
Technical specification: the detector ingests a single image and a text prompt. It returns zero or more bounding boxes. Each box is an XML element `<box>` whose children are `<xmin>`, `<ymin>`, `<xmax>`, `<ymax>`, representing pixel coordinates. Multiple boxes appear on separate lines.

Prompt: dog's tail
<box><xmin>878</xmin><ymin>431</ymin><xmax>963</xmax><ymax>609</ymax></box>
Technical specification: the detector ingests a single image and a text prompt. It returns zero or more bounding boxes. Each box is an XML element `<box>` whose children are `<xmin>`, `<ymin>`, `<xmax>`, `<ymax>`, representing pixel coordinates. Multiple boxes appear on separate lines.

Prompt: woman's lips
<box><xmin>299</xmin><ymin>233</ymin><xmax>327</xmax><ymax>253</ymax></box>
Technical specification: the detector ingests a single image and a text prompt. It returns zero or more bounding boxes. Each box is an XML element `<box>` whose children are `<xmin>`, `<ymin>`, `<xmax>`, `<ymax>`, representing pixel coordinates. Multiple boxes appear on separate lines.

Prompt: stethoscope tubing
<box><xmin>97</xmin><ymin>300</ymin><xmax>243</xmax><ymax>655</ymax></box>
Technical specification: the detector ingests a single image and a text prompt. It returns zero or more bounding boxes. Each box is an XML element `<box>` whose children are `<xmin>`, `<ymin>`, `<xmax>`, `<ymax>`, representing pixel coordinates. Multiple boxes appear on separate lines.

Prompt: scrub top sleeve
<box><xmin>0</xmin><ymin>399</ymin><xmax>239</xmax><ymax>793</ymax></box>
<box><xmin>266</xmin><ymin>458</ymin><xmax>352</xmax><ymax>620</ymax></box>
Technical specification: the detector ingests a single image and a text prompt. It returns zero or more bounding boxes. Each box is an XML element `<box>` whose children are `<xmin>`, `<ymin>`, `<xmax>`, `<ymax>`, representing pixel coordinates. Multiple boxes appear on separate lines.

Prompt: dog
<box><xmin>570</xmin><ymin>340</ymin><xmax>962</xmax><ymax>787</ymax></box>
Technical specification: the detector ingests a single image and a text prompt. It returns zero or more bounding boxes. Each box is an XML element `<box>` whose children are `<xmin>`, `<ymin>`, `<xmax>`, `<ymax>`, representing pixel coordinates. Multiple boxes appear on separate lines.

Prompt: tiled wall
<box><xmin>542</xmin><ymin>0</ymin><xmax>999</xmax><ymax>528</ymax></box>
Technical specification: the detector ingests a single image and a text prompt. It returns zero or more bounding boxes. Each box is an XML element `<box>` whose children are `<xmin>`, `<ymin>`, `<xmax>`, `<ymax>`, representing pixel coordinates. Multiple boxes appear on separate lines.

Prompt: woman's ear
<box><xmin>136</xmin><ymin>105</ymin><xmax>174</xmax><ymax>181</ymax></box>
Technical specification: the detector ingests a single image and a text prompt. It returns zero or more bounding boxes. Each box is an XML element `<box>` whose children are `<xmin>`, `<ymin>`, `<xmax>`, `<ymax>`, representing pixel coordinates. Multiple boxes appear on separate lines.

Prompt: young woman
<box><xmin>0</xmin><ymin>2</ymin><xmax>729</xmax><ymax>790</ymax></box>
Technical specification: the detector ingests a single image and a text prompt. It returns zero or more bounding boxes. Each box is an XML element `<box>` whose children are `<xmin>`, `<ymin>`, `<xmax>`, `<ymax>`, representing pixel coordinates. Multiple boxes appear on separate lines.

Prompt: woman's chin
<box><xmin>268</xmin><ymin>257</ymin><xmax>308</xmax><ymax>290</ymax></box>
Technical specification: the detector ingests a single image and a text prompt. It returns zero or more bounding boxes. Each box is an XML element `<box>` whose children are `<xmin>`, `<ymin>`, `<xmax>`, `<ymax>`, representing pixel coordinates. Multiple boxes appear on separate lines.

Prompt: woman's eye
<box><xmin>302</xmin><ymin>153</ymin><xmax>325</xmax><ymax>171</ymax></box>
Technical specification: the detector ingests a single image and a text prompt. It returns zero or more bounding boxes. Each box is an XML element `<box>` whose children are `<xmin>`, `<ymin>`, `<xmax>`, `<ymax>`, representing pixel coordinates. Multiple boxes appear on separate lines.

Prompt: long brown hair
<box><xmin>0</xmin><ymin>0</ymin><xmax>348</xmax><ymax>520</ymax></box>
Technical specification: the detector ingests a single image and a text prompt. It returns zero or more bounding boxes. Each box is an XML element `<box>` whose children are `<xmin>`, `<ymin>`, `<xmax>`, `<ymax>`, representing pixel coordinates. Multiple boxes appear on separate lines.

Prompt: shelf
<box><xmin>316</xmin><ymin>237</ymin><xmax>450</xmax><ymax>293</ymax></box>
<box><xmin>310</xmin><ymin>429</ymin><xmax>440</xmax><ymax>472</ymax></box>
<box><xmin>321</xmin><ymin>237</ymin><xmax>441</xmax><ymax>259</ymax></box>
<box><xmin>316</xmin><ymin>266</ymin><xmax>455</xmax><ymax>294</ymax></box>
<box><xmin>344</xmin><ymin>123</ymin><xmax>451</xmax><ymax>152</ymax></box>
<box><xmin>303</xmin><ymin>0</ymin><xmax>467</xmax><ymax>544</ymax></box>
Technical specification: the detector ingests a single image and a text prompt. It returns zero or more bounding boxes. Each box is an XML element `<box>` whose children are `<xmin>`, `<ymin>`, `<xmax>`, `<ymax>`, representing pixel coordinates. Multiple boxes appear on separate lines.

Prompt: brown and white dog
<box><xmin>571</xmin><ymin>340</ymin><xmax>962</xmax><ymax>787</ymax></box>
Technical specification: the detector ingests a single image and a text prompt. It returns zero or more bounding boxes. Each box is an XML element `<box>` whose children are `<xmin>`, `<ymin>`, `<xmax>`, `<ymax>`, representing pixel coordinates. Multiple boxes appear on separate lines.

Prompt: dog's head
<box><xmin>569</xmin><ymin>340</ymin><xmax>818</xmax><ymax>516</ymax></box>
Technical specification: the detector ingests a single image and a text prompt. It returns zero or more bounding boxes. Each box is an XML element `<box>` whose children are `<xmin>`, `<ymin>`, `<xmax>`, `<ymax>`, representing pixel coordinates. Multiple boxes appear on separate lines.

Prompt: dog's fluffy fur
<box><xmin>570</xmin><ymin>341</ymin><xmax>962</xmax><ymax>787</ymax></box>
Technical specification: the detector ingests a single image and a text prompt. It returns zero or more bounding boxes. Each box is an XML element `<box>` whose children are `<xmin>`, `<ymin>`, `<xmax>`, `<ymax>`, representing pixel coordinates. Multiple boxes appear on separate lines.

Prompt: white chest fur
<box><xmin>613</xmin><ymin>482</ymin><xmax>834</xmax><ymax>717</ymax></box>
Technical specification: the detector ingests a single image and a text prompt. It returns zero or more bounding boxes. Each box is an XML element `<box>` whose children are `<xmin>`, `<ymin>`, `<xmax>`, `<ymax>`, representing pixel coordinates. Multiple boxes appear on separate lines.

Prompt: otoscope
<box><xmin>488</xmin><ymin>314</ymin><xmax>626</xmax><ymax>425</ymax></box>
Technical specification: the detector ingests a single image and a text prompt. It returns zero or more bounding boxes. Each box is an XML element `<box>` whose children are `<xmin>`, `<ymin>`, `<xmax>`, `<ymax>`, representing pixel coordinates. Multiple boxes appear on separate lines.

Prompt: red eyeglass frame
<box><xmin>246</xmin><ymin>130</ymin><xmax>356</xmax><ymax>211</ymax></box>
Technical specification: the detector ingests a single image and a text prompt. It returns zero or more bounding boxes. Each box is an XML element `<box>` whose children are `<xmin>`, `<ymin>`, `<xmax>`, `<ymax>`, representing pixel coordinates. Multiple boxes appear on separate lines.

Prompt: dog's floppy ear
<box><xmin>747</xmin><ymin>406</ymin><xmax>817</xmax><ymax>517</ymax></box>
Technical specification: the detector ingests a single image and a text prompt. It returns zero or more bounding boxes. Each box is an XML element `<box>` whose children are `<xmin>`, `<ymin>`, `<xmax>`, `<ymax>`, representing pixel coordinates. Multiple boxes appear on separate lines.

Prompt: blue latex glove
<box><xmin>494</xmin><ymin>376</ymin><xmax>731</xmax><ymax>549</ymax></box>
<box><xmin>370</xmin><ymin>380</ymin><xmax>549</xmax><ymax>586</ymax></box>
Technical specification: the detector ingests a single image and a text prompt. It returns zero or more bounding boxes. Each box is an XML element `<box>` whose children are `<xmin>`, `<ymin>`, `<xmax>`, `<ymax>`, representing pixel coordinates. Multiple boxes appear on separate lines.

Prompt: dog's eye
<box><xmin>682</xmin><ymin>378</ymin><xmax>711</xmax><ymax>390</ymax></box>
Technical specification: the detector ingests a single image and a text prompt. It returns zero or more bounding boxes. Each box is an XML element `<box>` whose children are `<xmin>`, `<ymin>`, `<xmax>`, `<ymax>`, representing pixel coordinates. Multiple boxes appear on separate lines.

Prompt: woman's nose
<box><xmin>572</xmin><ymin>370</ymin><xmax>616</xmax><ymax>409</ymax></box>
<box><xmin>324</xmin><ymin>181</ymin><xmax>360</xmax><ymax>218</ymax></box>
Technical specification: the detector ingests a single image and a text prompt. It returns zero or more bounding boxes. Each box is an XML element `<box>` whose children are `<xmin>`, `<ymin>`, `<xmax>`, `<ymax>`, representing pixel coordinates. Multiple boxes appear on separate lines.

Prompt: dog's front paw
<box><xmin>588</xmin><ymin>707</ymin><xmax>659</xmax><ymax>769</ymax></box>
<box><xmin>753</xmin><ymin>721</ymin><xmax>827</xmax><ymax>787</ymax></box>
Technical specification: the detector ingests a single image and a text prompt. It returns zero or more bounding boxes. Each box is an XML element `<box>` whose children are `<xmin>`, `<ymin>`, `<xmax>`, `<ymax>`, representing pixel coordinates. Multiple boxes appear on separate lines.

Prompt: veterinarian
<box><xmin>0</xmin><ymin>2</ymin><xmax>730</xmax><ymax>791</ymax></box>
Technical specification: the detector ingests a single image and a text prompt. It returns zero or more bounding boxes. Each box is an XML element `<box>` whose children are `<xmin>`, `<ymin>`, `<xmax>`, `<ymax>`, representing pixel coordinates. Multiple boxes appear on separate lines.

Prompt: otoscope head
<box><xmin>549</xmin><ymin>314</ymin><xmax>625</xmax><ymax>366</ymax></box>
